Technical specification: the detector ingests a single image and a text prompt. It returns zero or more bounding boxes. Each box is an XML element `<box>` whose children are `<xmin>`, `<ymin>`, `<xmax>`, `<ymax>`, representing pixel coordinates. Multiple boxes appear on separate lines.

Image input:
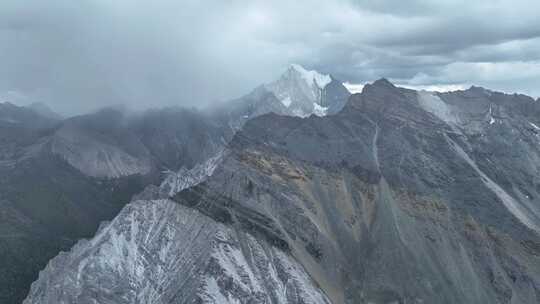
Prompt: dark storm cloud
<box><xmin>1</xmin><ymin>0</ymin><xmax>539</xmax><ymax>115</ymax></box>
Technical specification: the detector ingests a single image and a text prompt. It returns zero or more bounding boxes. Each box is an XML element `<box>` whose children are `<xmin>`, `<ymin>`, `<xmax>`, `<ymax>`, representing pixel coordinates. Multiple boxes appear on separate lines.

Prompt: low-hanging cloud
<box><xmin>1</xmin><ymin>0</ymin><xmax>539</xmax><ymax>115</ymax></box>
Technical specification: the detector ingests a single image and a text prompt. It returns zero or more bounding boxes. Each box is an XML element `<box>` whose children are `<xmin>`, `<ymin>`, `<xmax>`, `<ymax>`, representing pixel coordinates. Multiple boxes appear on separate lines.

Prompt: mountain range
<box><xmin>2</xmin><ymin>65</ymin><xmax>540</xmax><ymax>303</ymax></box>
<box><xmin>0</xmin><ymin>64</ymin><xmax>350</xmax><ymax>304</ymax></box>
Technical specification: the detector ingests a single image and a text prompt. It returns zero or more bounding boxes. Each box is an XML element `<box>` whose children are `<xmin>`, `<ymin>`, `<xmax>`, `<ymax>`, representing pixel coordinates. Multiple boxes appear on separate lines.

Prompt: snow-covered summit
<box><xmin>213</xmin><ymin>64</ymin><xmax>350</xmax><ymax>131</ymax></box>
<box><xmin>289</xmin><ymin>64</ymin><xmax>332</xmax><ymax>89</ymax></box>
<box><xmin>264</xmin><ymin>64</ymin><xmax>344</xmax><ymax>117</ymax></box>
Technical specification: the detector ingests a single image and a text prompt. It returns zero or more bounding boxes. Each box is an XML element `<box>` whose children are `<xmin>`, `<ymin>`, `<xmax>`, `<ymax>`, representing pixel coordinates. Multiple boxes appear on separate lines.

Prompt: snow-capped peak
<box><xmin>263</xmin><ymin>64</ymin><xmax>345</xmax><ymax>118</ymax></box>
<box><xmin>289</xmin><ymin>64</ymin><xmax>332</xmax><ymax>89</ymax></box>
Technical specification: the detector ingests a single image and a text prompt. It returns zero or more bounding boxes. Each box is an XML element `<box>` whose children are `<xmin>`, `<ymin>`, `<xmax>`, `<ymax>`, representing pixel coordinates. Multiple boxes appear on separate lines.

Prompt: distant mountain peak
<box><xmin>468</xmin><ymin>85</ymin><xmax>485</xmax><ymax>90</ymax></box>
<box><xmin>372</xmin><ymin>78</ymin><xmax>395</xmax><ymax>88</ymax></box>
<box><xmin>465</xmin><ymin>85</ymin><xmax>494</xmax><ymax>97</ymax></box>
<box><xmin>262</xmin><ymin>64</ymin><xmax>348</xmax><ymax>117</ymax></box>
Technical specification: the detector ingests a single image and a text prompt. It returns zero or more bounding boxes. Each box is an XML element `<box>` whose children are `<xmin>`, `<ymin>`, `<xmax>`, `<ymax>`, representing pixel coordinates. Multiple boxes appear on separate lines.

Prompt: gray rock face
<box><xmin>24</xmin><ymin>79</ymin><xmax>540</xmax><ymax>303</ymax></box>
<box><xmin>50</xmin><ymin>121</ymin><xmax>153</xmax><ymax>178</ymax></box>
<box><xmin>322</xmin><ymin>77</ymin><xmax>351</xmax><ymax>115</ymax></box>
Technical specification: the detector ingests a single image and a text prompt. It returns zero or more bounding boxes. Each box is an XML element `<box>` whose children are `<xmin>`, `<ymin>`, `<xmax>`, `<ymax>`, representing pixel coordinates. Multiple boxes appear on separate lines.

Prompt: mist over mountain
<box><xmin>1</xmin><ymin>0</ymin><xmax>540</xmax><ymax>114</ymax></box>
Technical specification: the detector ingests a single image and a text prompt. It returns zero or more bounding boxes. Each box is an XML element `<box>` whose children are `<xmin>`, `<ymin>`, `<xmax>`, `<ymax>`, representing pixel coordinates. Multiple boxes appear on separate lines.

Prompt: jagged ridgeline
<box><xmin>23</xmin><ymin>79</ymin><xmax>540</xmax><ymax>303</ymax></box>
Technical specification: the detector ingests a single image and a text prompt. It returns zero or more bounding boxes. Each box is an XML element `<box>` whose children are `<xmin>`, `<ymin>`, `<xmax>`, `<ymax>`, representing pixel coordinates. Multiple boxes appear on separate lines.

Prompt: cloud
<box><xmin>0</xmin><ymin>0</ymin><xmax>539</xmax><ymax>114</ymax></box>
<box><xmin>401</xmin><ymin>61</ymin><xmax>540</xmax><ymax>97</ymax></box>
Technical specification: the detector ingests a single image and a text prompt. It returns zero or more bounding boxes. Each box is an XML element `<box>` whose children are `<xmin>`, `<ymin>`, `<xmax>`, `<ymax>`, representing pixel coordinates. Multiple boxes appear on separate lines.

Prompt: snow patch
<box><xmin>488</xmin><ymin>105</ymin><xmax>496</xmax><ymax>125</ymax></box>
<box><xmin>160</xmin><ymin>149</ymin><xmax>225</xmax><ymax>197</ymax></box>
<box><xmin>291</xmin><ymin>108</ymin><xmax>309</xmax><ymax>118</ymax></box>
<box><xmin>281</xmin><ymin>96</ymin><xmax>292</xmax><ymax>107</ymax></box>
<box><xmin>529</xmin><ymin>122</ymin><xmax>540</xmax><ymax>130</ymax></box>
<box><xmin>343</xmin><ymin>82</ymin><xmax>365</xmax><ymax>94</ymax></box>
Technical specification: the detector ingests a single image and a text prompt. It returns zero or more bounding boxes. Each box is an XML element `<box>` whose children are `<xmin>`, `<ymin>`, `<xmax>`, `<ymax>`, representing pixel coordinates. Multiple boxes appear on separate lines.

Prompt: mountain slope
<box><xmin>25</xmin><ymin>80</ymin><xmax>540</xmax><ymax>303</ymax></box>
<box><xmin>0</xmin><ymin>150</ymin><xmax>153</xmax><ymax>304</ymax></box>
<box><xmin>49</xmin><ymin>108</ymin><xmax>153</xmax><ymax>178</ymax></box>
<box><xmin>0</xmin><ymin>102</ymin><xmax>58</xmax><ymax>129</ymax></box>
<box><xmin>24</xmin><ymin>199</ymin><xmax>330</xmax><ymax>304</ymax></box>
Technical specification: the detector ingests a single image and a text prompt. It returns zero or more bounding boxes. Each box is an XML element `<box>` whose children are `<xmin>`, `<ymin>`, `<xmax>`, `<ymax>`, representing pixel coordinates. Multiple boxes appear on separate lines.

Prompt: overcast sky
<box><xmin>1</xmin><ymin>0</ymin><xmax>539</xmax><ymax>114</ymax></box>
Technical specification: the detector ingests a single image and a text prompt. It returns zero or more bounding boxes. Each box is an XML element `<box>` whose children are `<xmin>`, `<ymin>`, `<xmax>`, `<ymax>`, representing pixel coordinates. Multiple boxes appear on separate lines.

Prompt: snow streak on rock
<box><xmin>446</xmin><ymin>135</ymin><xmax>540</xmax><ymax>233</ymax></box>
<box><xmin>24</xmin><ymin>200</ymin><xmax>330</xmax><ymax>304</ymax></box>
<box><xmin>160</xmin><ymin>149</ymin><xmax>226</xmax><ymax>197</ymax></box>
